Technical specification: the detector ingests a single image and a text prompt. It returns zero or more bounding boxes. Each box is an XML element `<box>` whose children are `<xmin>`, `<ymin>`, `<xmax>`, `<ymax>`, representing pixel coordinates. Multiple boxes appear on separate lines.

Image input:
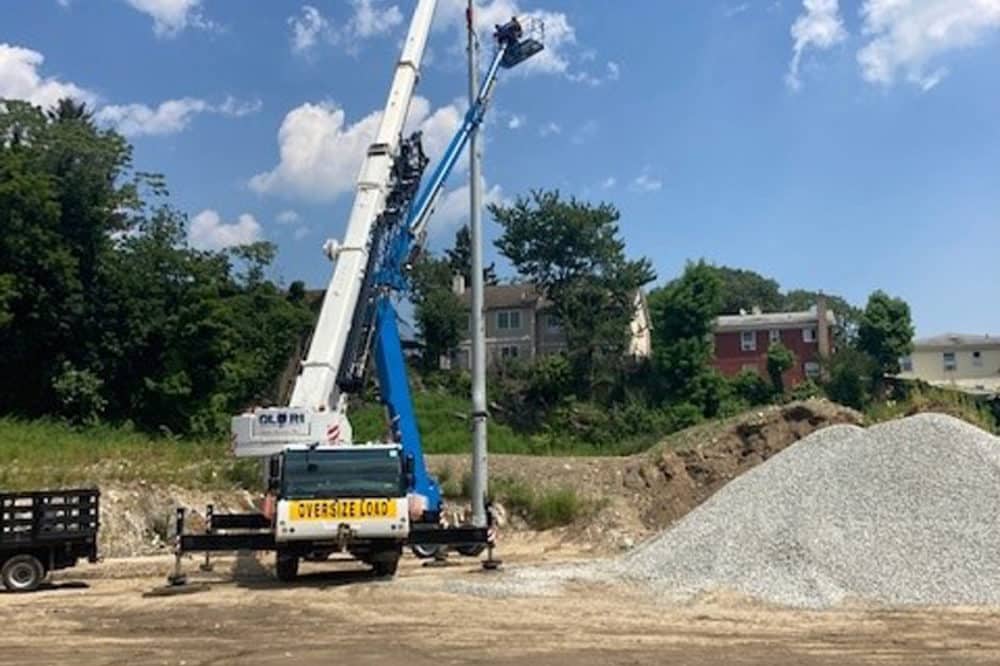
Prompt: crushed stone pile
<box><xmin>613</xmin><ymin>413</ymin><xmax>1000</xmax><ymax>608</ymax></box>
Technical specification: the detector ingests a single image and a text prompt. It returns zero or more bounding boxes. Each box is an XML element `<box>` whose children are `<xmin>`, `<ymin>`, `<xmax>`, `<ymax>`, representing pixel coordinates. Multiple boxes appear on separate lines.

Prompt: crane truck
<box><xmin>170</xmin><ymin>0</ymin><xmax>542</xmax><ymax>582</ymax></box>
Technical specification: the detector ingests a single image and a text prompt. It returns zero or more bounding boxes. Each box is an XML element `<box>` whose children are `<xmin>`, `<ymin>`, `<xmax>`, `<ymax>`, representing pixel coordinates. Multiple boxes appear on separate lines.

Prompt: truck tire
<box><xmin>372</xmin><ymin>554</ymin><xmax>399</xmax><ymax>578</ymax></box>
<box><xmin>275</xmin><ymin>553</ymin><xmax>299</xmax><ymax>582</ymax></box>
<box><xmin>2</xmin><ymin>554</ymin><xmax>45</xmax><ymax>593</ymax></box>
<box><xmin>456</xmin><ymin>542</ymin><xmax>487</xmax><ymax>557</ymax></box>
<box><xmin>410</xmin><ymin>543</ymin><xmax>444</xmax><ymax>559</ymax></box>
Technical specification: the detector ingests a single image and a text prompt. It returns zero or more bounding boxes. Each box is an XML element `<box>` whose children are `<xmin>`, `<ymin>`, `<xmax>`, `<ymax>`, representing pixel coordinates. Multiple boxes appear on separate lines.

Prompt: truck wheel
<box><xmin>456</xmin><ymin>543</ymin><xmax>487</xmax><ymax>557</ymax></box>
<box><xmin>275</xmin><ymin>553</ymin><xmax>299</xmax><ymax>582</ymax></box>
<box><xmin>372</xmin><ymin>553</ymin><xmax>400</xmax><ymax>578</ymax></box>
<box><xmin>410</xmin><ymin>543</ymin><xmax>444</xmax><ymax>559</ymax></box>
<box><xmin>2</xmin><ymin>554</ymin><xmax>45</xmax><ymax>593</ymax></box>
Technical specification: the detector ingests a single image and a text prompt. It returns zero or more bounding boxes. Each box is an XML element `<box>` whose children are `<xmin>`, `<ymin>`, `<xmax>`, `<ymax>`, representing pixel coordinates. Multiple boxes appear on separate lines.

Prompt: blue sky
<box><xmin>2</xmin><ymin>0</ymin><xmax>999</xmax><ymax>337</ymax></box>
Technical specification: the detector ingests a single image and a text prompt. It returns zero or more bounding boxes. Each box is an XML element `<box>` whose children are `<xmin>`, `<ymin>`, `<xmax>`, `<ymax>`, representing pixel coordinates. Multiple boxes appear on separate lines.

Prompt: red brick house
<box><xmin>712</xmin><ymin>298</ymin><xmax>835</xmax><ymax>386</ymax></box>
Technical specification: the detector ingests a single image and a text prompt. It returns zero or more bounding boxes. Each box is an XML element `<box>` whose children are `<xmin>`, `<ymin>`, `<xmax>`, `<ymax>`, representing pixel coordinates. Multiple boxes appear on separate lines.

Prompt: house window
<box><xmin>900</xmin><ymin>356</ymin><xmax>913</xmax><ymax>372</ymax></box>
<box><xmin>943</xmin><ymin>351</ymin><xmax>957</xmax><ymax>371</ymax></box>
<box><xmin>500</xmin><ymin>345</ymin><xmax>520</xmax><ymax>359</ymax></box>
<box><xmin>803</xmin><ymin>327</ymin><xmax>817</xmax><ymax>343</ymax></box>
<box><xmin>804</xmin><ymin>361</ymin><xmax>821</xmax><ymax>379</ymax></box>
<box><xmin>769</xmin><ymin>329</ymin><xmax>781</xmax><ymax>344</ymax></box>
<box><xmin>972</xmin><ymin>350</ymin><xmax>983</xmax><ymax>367</ymax></box>
<box><xmin>740</xmin><ymin>330</ymin><xmax>757</xmax><ymax>352</ymax></box>
<box><xmin>546</xmin><ymin>314</ymin><xmax>561</xmax><ymax>331</ymax></box>
<box><xmin>496</xmin><ymin>310</ymin><xmax>521</xmax><ymax>331</ymax></box>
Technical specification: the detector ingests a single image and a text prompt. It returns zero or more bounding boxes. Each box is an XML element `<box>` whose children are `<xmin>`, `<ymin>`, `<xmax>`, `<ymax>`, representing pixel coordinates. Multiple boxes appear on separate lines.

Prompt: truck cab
<box><xmin>270</xmin><ymin>444</ymin><xmax>411</xmax><ymax>580</ymax></box>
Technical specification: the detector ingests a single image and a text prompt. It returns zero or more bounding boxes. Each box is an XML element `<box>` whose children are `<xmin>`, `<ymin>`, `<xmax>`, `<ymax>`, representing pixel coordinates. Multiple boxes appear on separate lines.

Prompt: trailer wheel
<box><xmin>2</xmin><ymin>554</ymin><xmax>45</xmax><ymax>593</ymax></box>
<box><xmin>275</xmin><ymin>553</ymin><xmax>299</xmax><ymax>582</ymax></box>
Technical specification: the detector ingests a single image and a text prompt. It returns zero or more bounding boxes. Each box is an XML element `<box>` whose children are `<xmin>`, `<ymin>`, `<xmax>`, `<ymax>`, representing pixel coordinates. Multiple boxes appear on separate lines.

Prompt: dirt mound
<box><xmin>623</xmin><ymin>400</ymin><xmax>861</xmax><ymax>532</ymax></box>
<box><xmin>99</xmin><ymin>484</ymin><xmax>257</xmax><ymax>557</ymax></box>
<box><xmin>430</xmin><ymin>399</ymin><xmax>861</xmax><ymax>551</ymax></box>
<box><xmin>615</xmin><ymin>413</ymin><xmax>1000</xmax><ymax>608</ymax></box>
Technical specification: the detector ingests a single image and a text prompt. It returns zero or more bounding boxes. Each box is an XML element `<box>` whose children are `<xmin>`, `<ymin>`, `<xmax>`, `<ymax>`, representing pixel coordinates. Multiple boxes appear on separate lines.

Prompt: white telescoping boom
<box><xmin>231</xmin><ymin>0</ymin><xmax>439</xmax><ymax>457</ymax></box>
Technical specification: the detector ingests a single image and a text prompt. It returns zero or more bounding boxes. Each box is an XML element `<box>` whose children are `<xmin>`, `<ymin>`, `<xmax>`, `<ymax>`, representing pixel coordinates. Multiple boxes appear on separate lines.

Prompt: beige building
<box><xmin>452</xmin><ymin>281</ymin><xmax>651</xmax><ymax>370</ymax></box>
<box><xmin>898</xmin><ymin>333</ymin><xmax>1000</xmax><ymax>395</ymax></box>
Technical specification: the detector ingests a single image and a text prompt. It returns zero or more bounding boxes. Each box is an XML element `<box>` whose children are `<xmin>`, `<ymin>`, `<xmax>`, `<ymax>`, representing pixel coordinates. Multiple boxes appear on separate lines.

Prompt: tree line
<box><xmin>0</xmin><ymin>97</ymin><xmax>921</xmax><ymax>445</ymax></box>
<box><xmin>411</xmin><ymin>189</ymin><xmax>918</xmax><ymax>450</ymax></box>
<box><xmin>0</xmin><ymin>100</ymin><xmax>313</xmax><ymax>434</ymax></box>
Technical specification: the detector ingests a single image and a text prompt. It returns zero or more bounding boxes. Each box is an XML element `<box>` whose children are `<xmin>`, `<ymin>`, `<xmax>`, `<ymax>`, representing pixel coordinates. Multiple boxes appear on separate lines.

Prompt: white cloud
<box><xmin>0</xmin><ymin>43</ymin><xmax>97</xmax><ymax>109</ymax></box>
<box><xmin>857</xmin><ymin>0</ymin><xmax>1000</xmax><ymax>90</ymax></box>
<box><xmin>289</xmin><ymin>5</ymin><xmax>329</xmax><ymax>55</ymax></box>
<box><xmin>606</xmin><ymin>61</ymin><xmax>621</xmax><ymax>81</ymax></box>
<box><xmin>507</xmin><ymin>114</ymin><xmax>524</xmax><ymax>129</ymax></box>
<box><xmin>95</xmin><ymin>96</ymin><xmax>260</xmax><ymax>137</ymax></box>
<box><xmin>426</xmin><ymin>177</ymin><xmax>504</xmax><ymax>239</ymax></box>
<box><xmin>124</xmin><ymin>0</ymin><xmax>215</xmax><ymax>37</ymax></box>
<box><xmin>435</xmin><ymin>0</ymin><xmax>577</xmax><ymax>76</ymax></box>
<box><xmin>786</xmin><ymin>0</ymin><xmax>848</xmax><ymax>90</ymax></box>
<box><xmin>293</xmin><ymin>226</ymin><xmax>311</xmax><ymax>240</ymax></box>
<box><xmin>250</xmin><ymin>95</ymin><xmax>463</xmax><ymax>202</ymax></box>
<box><xmin>276</xmin><ymin>210</ymin><xmax>301</xmax><ymax>225</ymax></box>
<box><xmin>725</xmin><ymin>3</ymin><xmax>751</xmax><ymax>18</ymax></box>
<box><xmin>218</xmin><ymin>95</ymin><xmax>262</xmax><ymax>117</ymax></box>
<box><xmin>188</xmin><ymin>210</ymin><xmax>262</xmax><ymax>250</ymax></box>
<box><xmin>538</xmin><ymin>121</ymin><xmax>561</xmax><ymax>137</ymax></box>
<box><xmin>601</xmin><ymin>176</ymin><xmax>616</xmax><ymax>189</ymax></box>
<box><xmin>289</xmin><ymin>1</ymin><xmax>403</xmax><ymax>56</ymax></box>
<box><xmin>630</xmin><ymin>174</ymin><xmax>662</xmax><ymax>193</ymax></box>
<box><xmin>347</xmin><ymin>0</ymin><xmax>403</xmax><ymax>40</ymax></box>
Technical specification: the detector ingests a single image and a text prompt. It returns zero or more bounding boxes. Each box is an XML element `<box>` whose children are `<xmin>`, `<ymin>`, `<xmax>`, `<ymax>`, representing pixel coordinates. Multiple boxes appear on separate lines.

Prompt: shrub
<box><xmin>51</xmin><ymin>362</ymin><xmax>107</xmax><ymax>425</ymax></box>
<box><xmin>729</xmin><ymin>369</ymin><xmax>771</xmax><ymax>406</ymax></box>
<box><xmin>531</xmin><ymin>487</ymin><xmax>584</xmax><ymax>529</ymax></box>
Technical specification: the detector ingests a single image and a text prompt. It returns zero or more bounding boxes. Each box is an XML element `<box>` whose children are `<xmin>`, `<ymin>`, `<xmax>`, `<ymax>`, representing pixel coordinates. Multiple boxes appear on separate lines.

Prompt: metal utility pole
<box><xmin>467</xmin><ymin>0</ymin><xmax>488</xmax><ymax>528</ymax></box>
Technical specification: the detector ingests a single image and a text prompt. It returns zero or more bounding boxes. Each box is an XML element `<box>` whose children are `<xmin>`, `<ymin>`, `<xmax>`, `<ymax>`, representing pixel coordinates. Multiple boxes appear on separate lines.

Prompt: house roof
<box><xmin>914</xmin><ymin>333</ymin><xmax>1000</xmax><ymax>349</ymax></box>
<box><xmin>458</xmin><ymin>283</ymin><xmax>549</xmax><ymax>309</ymax></box>
<box><xmin>715</xmin><ymin>307</ymin><xmax>836</xmax><ymax>332</ymax></box>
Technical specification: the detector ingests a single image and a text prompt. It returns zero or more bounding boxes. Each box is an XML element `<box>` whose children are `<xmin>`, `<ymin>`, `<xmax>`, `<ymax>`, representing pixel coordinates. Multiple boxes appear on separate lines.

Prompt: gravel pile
<box><xmin>613</xmin><ymin>413</ymin><xmax>1000</xmax><ymax>608</ymax></box>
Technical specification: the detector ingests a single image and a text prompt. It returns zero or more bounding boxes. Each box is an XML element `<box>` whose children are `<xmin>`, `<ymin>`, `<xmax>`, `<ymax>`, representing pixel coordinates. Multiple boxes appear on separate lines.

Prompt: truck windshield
<box><xmin>281</xmin><ymin>448</ymin><xmax>404</xmax><ymax>499</ymax></box>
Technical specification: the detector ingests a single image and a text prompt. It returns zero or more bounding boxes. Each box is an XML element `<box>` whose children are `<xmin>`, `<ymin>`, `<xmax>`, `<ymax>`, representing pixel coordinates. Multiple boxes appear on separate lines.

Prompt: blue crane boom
<box><xmin>358</xmin><ymin>18</ymin><xmax>542</xmax><ymax>521</ymax></box>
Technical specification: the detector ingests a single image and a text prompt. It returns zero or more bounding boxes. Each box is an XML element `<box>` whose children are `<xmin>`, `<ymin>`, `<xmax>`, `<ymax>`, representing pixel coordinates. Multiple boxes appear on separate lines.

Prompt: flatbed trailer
<box><xmin>1</xmin><ymin>488</ymin><xmax>99</xmax><ymax>592</ymax></box>
<box><xmin>168</xmin><ymin>505</ymin><xmax>493</xmax><ymax>583</ymax></box>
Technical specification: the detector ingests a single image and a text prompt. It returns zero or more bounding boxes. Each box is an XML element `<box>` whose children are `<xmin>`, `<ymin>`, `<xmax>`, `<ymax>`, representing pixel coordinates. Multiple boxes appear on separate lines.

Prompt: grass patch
<box><xmin>0</xmin><ymin>417</ymin><xmax>254</xmax><ymax>492</ymax></box>
<box><xmin>865</xmin><ymin>385</ymin><xmax>998</xmax><ymax>433</ymax></box>
<box><xmin>490</xmin><ymin>477</ymin><xmax>594</xmax><ymax>529</ymax></box>
<box><xmin>351</xmin><ymin>391</ymin><xmax>648</xmax><ymax>456</ymax></box>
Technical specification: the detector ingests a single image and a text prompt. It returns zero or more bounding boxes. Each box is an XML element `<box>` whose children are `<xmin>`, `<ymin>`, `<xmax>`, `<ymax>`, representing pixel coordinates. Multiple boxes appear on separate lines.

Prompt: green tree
<box><xmin>766</xmin><ymin>342</ymin><xmax>796</xmax><ymax>394</ymax></box>
<box><xmin>712</xmin><ymin>266</ymin><xmax>783</xmax><ymax>314</ymax></box>
<box><xmin>649</xmin><ymin>260</ymin><xmax>723</xmax><ymax>413</ymax></box>
<box><xmin>824</xmin><ymin>348</ymin><xmax>876</xmax><ymax>409</ymax></box>
<box><xmin>0</xmin><ymin>99</ymin><xmax>314</xmax><ymax>433</ymax></box>
<box><xmin>857</xmin><ymin>290</ymin><xmax>914</xmax><ymax>380</ymax></box>
<box><xmin>409</xmin><ymin>254</ymin><xmax>465</xmax><ymax>372</ymax></box>
<box><xmin>445</xmin><ymin>224</ymin><xmax>498</xmax><ymax>286</ymax></box>
<box><xmin>491</xmin><ymin>190</ymin><xmax>655</xmax><ymax>397</ymax></box>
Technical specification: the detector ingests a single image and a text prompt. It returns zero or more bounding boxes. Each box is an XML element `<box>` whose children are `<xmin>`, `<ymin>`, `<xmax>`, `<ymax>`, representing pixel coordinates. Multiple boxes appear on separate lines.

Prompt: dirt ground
<box><xmin>3</xmin><ymin>534</ymin><xmax>999</xmax><ymax>666</ymax></box>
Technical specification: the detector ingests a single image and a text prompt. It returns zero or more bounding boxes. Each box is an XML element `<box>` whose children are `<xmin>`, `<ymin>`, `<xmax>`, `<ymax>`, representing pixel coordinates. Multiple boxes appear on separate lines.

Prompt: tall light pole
<box><xmin>467</xmin><ymin>0</ymin><xmax>489</xmax><ymax>529</ymax></box>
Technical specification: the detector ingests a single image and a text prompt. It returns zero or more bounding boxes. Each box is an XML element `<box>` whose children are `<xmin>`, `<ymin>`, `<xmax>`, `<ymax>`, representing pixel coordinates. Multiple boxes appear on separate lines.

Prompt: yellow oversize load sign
<box><xmin>289</xmin><ymin>499</ymin><xmax>396</xmax><ymax>521</ymax></box>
